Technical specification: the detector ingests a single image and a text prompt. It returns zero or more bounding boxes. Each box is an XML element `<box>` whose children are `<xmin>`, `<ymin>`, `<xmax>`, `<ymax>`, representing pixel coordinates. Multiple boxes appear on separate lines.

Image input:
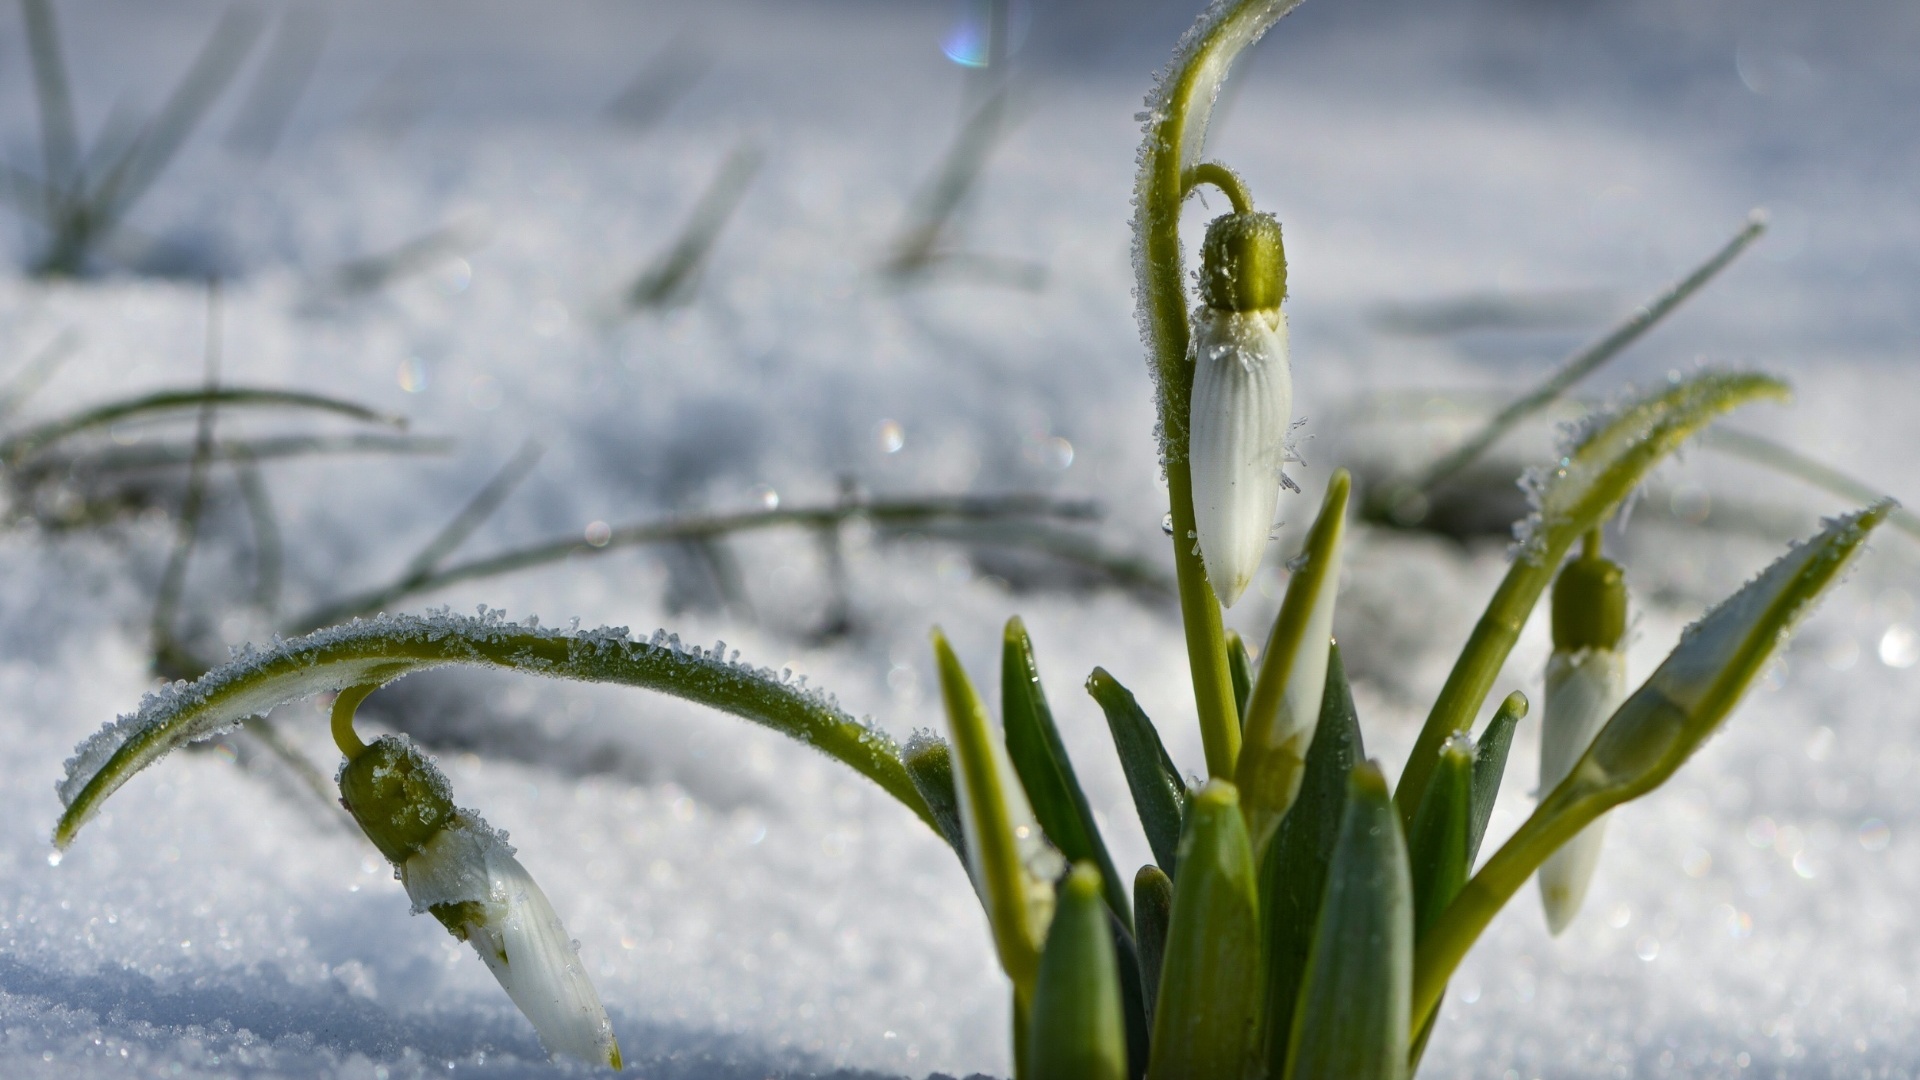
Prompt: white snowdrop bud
<box><xmin>1189</xmin><ymin>212</ymin><xmax>1292</xmax><ymax>608</ymax></box>
<box><xmin>1538</xmin><ymin>553</ymin><xmax>1628</xmax><ymax>935</ymax></box>
<box><xmin>339</xmin><ymin>737</ymin><xmax>622</xmax><ymax>1069</ymax></box>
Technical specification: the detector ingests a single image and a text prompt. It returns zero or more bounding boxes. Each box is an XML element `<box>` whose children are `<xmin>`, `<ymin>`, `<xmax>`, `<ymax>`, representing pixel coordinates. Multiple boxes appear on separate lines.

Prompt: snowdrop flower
<box><xmin>1189</xmin><ymin>211</ymin><xmax>1292</xmax><ymax>607</ymax></box>
<box><xmin>338</xmin><ymin>735</ymin><xmax>622</xmax><ymax>1069</ymax></box>
<box><xmin>1538</xmin><ymin>547</ymin><xmax>1628</xmax><ymax>934</ymax></box>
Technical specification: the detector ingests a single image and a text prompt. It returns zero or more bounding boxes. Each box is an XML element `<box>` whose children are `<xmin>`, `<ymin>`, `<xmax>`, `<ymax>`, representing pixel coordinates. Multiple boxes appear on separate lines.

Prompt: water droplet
<box><xmin>876</xmin><ymin>419</ymin><xmax>905</xmax><ymax>455</ymax></box>
<box><xmin>1635</xmin><ymin>935</ymin><xmax>1660</xmax><ymax>961</ymax></box>
<box><xmin>46</xmin><ymin>851</ymin><xmax>62</xmax><ymax>867</ymax></box>
<box><xmin>751</xmin><ymin>484</ymin><xmax>780</xmax><ymax>510</ymax></box>
<box><xmin>1880</xmin><ymin>624</ymin><xmax>1919</xmax><ymax>668</ymax></box>
<box><xmin>1161</xmin><ymin>513</ymin><xmax>1174</xmax><ymax>535</ymax></box>
<box><xmin>584</xmin><ymin>521</ymin><xmax>612</xmax><ymax>547</ymax></box>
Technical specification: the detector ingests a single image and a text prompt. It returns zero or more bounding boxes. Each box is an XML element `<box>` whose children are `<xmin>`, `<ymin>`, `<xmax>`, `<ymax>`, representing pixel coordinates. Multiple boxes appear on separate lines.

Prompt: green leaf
<box><xmin>1003</xmin><ymin>618</ymin><xmax>1130</xmax><ymax>925</ymax></box>
<box><xmin>1413</xmin><ymin>501</ymin><xmax>1895</xmax><ymax>1033</ymax></box>
<box><xmin>1466</xmin><ymin>692</ymin><xmax>1527</xmax><ymax>867</ymax></box>
<box><xmin>934</xmin><ymin>629</ymin><xmax>1047</xmax><ymax>992</ymax></box>
<box><xmin>1283</xmin><ymin>762</ymin><xmax>1411</xmax><ymax>1080</ymax></box>
<box><xmin>1239</xmin><ymin>469</ymin><xmax>1350</xmax><ymax>852</ymax></box>
<box><xmin>1227</xmin><ymin>629</ymin><xmax>1254</xmax><ymax>729</ymax></box>
<box><xmin>1260</xmin><ymin>643</ymin><xmax>1364</xmax><ymax>1078</ymax></box>
<box><xmin>1087</xmin><ymin>668</ymin><xmax>1188</xmax><ymax>874</ymax></box>
<box><xmin>1</xmin><ymin>386</ymin><xmax>406</xmax><ymax>466</ymax></box>
<box><xmin>1132</xmin><ymin>864</ymin><xmax>1174</xmax><ymax>1032</ymax></box>
<box><xmin>1408</xmin><ymin>737</ymin><xmax>1472</xmax><ymax>941</ymax></box>
<box><xmin>1397</xmin><ymin>371</ymin><xmax>1793</xmax><ymax>829</ymax></box>
<box><xmin>1029</xmin><ymin>863</ymin><xmax>1129</xmax><ymax>1080</ymax></box>
<box><xmin>1109</xmin><ymin>910</ymin><xmax>1152</xmax><ymax>1080</ymax></box>
<box><xmin>55</xmin><ymin>612</ymin><xmax>933</xmax><ymax>848</ymax></box>
<box><xmin>904</xmin><ymin>734</ymin><xmax>968</xmax><ymax>862</ymax></box>
<box><xmin>1147</xmin><ymin>780</ymin><xmax>1262</xmax><ymax>1080</ymax></box>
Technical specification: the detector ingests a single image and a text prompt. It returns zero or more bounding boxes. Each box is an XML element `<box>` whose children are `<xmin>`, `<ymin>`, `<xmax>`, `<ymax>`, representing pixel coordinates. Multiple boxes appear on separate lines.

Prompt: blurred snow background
<box><xmin>1</xmin><ymin>0</ymin><xmax>1918</xmax><ymax>1076</ymax></box>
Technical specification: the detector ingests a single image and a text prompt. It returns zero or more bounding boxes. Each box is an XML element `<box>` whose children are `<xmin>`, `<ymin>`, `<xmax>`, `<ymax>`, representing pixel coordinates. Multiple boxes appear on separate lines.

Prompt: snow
<box><xmin>2</xmin><ymin>0</ymin><xmax>1919</xmax><ymax>1077</ymax></box>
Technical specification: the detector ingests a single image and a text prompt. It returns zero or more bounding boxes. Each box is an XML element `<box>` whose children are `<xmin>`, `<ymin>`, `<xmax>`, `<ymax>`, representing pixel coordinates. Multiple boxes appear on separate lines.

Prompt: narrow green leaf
<box><xmin>1408</xmin><ymin>737</ymin><xmax>1472</xmax><ymax>941</ymax></box>
<box><xmin>1413</xmin><ymin>501</ymin><xmax>1895</xmax><ymax>1033</ymax></box>
<box><xmin>1397</xmin><ymin>371</ymin><xmax>1793</xmax><ymax>829</ymax></box>
<box><xmin>1147</xmin><ymin>780</ymin><xmax>1262</xmax><ymax>1080</ymax></box>
<box><xmin>1260</xmin><ymin>643</ymin><xmax>1364</xmax><ymax>1078</ymax></box>
<box><xmin>1087</xmin><ymin>668</ymin><xmax>1187</xmax><ymax>874</ymax></box>
<box><xmin>1</xmin><ymin>386</ymin><xmax>407</xmax><ymax>466</ymax></box>
<box><xmin>904</xmin><ymin>734</ymin><xmax>968</xmax><ymax>862</ymax></box>
<box><xmin>1109</xmin><ymin>910</ymin><xmax>1152</xmax><ymax>1080</ymax></box>
<box><xmin>1004</xmin><ymin>618</ymin><xmax>1130</xmax><ymax>925</ymax></box>
<box><xmin>934</xmin><ymin>629</ymin><xmax>1045</xmax><ymax>992</ymax></box>
<box><xmin>56</xmin><ymin>612</ymin><xmax>934</xmax><ymax>847</ymax></box>
<box><xmin>1239</xmin><ymin>469</ymin><xmax>1350</xmax><ymax>852</ymax></box>
<box><xmin>1466</xmin><ymin>692</ymin><xmax>1527</xmax><ymax>867</ymax></box>
<box><xmin>1132</xmin><ymin>864</ymin><xmax>1174</xmax><ymax>1031</ymax></box>
<box><xmin>1030</xmin><ymin>863</ymin><xmax>1129</xmax><ymax>1080</ymax></box>
<box><xmin>1283</xmin><ymin>762</ymin><xmax>1411</xmax><ymax>1080</ymax></box>
<box><xmin>1226</xmin><ymin>629</ymin><xmax>1254</xmax><ymax>729</ymax></box>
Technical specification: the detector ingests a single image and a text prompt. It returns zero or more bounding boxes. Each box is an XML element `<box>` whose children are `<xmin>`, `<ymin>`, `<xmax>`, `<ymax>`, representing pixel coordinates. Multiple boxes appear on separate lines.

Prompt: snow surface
<box><xmin>2</xmin><ymin>0</ymin><xmax>1920</xmax><ymax>1077</ymax></box>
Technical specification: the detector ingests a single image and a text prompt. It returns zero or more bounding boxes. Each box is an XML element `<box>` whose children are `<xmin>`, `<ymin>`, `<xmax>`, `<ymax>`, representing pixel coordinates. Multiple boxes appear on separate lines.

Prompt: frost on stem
<box><xmin>57</xmin><ymin>607</ymin><xmax>927</xmax><ymax>846</ymax></box>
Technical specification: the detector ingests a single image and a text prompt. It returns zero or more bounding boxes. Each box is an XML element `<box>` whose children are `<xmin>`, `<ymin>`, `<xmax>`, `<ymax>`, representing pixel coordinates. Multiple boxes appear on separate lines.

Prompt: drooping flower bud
<box><xmin>1538</xmin><ymin>551</ymin><xmax>1628</xmax><ymax>934</ymax></box>
<box><xmin>1189</xmin><ymin>211</ymin><xmax>1292</xmax><ymax>607</ymax></box>
<box><xmin>339</xmin><ymin>736</ymin><xmax>622</xmax><ymax>1068</ymax></box>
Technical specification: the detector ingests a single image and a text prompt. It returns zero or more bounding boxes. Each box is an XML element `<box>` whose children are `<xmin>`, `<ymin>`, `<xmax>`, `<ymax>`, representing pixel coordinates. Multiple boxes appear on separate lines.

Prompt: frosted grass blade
<box><xmin>1086</xmin><ymin>668</ymin><xmax>1187</xmax><ymax>873</ymax></box>
<box><xmin>1396</xmin><ymin>371</ymin><xmax>1791</xmax><ymax>827</ymax></box>
<box><xmin>1146</xmin><ymin>780</ymin><xmax>1262</xmax><ymax>1080</ymax></box>
<box><xmin>1260</xmin><ymin>643</ymin><xmax>1363</xmax><ymax>1078</ymax></box>
<box><xmin>56</xmin><ymin>611</ymin><xmax>935</xmax><ymax>846</ymax></box>
<box><xmin>1029</xmin><ymin>863</ymin><xmax>1129</xmax><ymax>1080</ymax></box>
<box><xmin>1412</xmin><ymin>502</ymin><xmax>1895</xmax><ymax>1032</ymax></box>
<box><xmin>1003</xmin><ymin>618</ymin><xmax>1130</xmax><ymax>923</ymax></box>
<box><xmin>1283</xmin><ymin>762</ymin><xmax>1411</xmax><ymax>1080</ymax></box>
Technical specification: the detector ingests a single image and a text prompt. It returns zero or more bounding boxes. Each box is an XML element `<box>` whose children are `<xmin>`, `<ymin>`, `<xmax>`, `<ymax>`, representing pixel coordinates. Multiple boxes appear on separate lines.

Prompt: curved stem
<box><xmin>330</xmin><ymin>684</ymin><xmax>377</xmax><ymax>760</ymax></box>
<box><xmin>1183</xmin><ymin>161</ymin><xmax>1253</xmax><ymax>215</ymax></box>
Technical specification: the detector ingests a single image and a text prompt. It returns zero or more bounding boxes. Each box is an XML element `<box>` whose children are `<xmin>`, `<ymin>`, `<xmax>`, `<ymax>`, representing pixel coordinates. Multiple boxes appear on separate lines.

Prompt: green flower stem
<box><xmin>1183</xmin><ymin>161</ymin><xmax>1253</xmax><ymax>215</ymax></box>
<box><xmin>1137</xmin><ymin>0</ymin><xmax>1311</xmax><ymax>778</ymax></box>
<box><xmin>1393</xmin><ymin>372</ymin><xmax>1791</xmax><ymax>828</ymax></box>
<box><xmin>56</xmin><ymin>614</ymin><xmax>935</xmax><ymax>847</ymax></box>
<box><xmin>330</xmin><ymin>684</ymin><xmax>377</xmax><ymax>759</ymax></box>
<box><xmin>1410</xmin><ymin>501</ymin><xmax>1891</xmax><ymax>1033</ymax></box>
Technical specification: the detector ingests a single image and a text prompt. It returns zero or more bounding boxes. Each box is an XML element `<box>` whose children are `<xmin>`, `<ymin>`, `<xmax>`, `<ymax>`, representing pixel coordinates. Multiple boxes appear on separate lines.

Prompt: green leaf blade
<box><xmin>1030</xmin><ymin>863</ymin><xmax>1129</xmax><ymax>1080</ymax></box>
<box><xmin>1147</xmin><ymin>780</ymin><xmax>1263</xmax><ymax>1080</ymax></box>
<box><xmin>1087</xmin><ymin>668</ymin><xmax>1188</xmax><ymax>874</ymax></box>
<box><xmin>1466</xmin><ymin>692</ymin><xmax>1527</xmax><ymax>867</ymax></box>
<box><xmin>1003</xmin><ymin>618</ymin><xmax>1130</xmax><ymax>924</ymax></box>
<box><xmin>1283</xmin><ymin>762</ymin><xmax>1412</xmax><ymax>1080</ymax></box>
<box><xmin>1260</xmin><ymin>643</ymin><xmax>1365</xmax><ymax>1077</ymax></box>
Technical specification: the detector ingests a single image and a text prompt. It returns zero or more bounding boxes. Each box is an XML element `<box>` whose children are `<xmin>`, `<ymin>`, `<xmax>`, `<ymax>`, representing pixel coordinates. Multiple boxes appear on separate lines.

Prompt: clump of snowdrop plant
<box><xmin>48</xmin><ymin>0</ymin><xmax>1898</xmax><ymax>1075</ymax></box>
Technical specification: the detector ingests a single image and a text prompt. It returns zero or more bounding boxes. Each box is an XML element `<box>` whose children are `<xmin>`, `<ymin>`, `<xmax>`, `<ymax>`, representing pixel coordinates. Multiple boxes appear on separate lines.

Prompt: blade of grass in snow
<box><xmin>1384</xmin><ymin>213</ymin><xmax>1768</xmax><ymax>522</ymax></box>
<box><xmin>0</xmin><ymin>327</ymin><xmax>78</xmax><ymax>423</ymax></box>
<box><xmin>1700</xmin><ymin>426</ymin><xmax>1920</xmax><ymax>540</ymax></box>
<box><xmin>320</xmin><ymin>218</ymin><xmax>483</xmax><ymax>298</ymax></box>
<box><xmin>56</xmin><ymin>609</ymin><xmax>937</xmax><ymax>847</ymax></box>
<box><xmin>60</xmin><ymin>432</ymin><xmax>454</xmax><ymax>474</ymax></box>
<box><xmin>0</xmin><ymin>387</ymin><xmax>406</xmax><ymax>465</ymax></box>
<box><xmin>396</xmin><ymin>440</ymin><xmax>544</xmax><ymax>586</ymax></box>
<box><xmin>883</xmin><ymin>88</ymin><xmax>1045</xmax><ymax>290</ymax></box>
<box><xmin>20</xmin><ymin>0</ymin><xmax>80</xmax><ymax>216</ymax></box>
<box><xmin>623</xmin><ymin>144</ymin><xmax>762</xmax><ymax>310</ymax></box>
<box><xmin>149</xmin><ymin>285</ymin><xmax>223</xmax><ymax>679</ymax></box>
<box><xmin>287</xmin><ymin>491</ymin><xmax>1105</xmax><ymax>632</ymax></box>
<box><xmin>229</xmin><ymin>449</ymin><xmax>282</xmax><ymax>615</ymax></box>
<box><xmin>603</xmin><ymin>35</ymin><xmax>712</xmax><ymax>131</ymax></box>
<box><xmin>223</xmin><ymin>6</ymin><xmax>329</xmax><ymax>159</ymax></box>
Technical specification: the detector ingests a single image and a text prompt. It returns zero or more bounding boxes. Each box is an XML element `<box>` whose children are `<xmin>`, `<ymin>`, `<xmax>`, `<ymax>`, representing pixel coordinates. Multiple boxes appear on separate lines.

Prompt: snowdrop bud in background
<box><xmin>1189</xmin><ymin>211</ymin><xmax>1292</xmax><ymax>607</ymax></box>
<box><xmin>337</xmin><ymin>736</ymin><xmax>622</xmax><ymax>1068</ymax></box>
<box><xmin>1538</xmin><ymin>550</ymin><xmax>1629</xmax><ymax>935</ymax></box>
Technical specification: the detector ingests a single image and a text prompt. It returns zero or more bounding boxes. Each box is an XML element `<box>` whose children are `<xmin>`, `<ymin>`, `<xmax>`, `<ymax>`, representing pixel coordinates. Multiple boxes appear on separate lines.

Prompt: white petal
<box><xmin>1189</xmin><ymin>308</ymin><xmax>1292</xmax><ymax>607</ymax></box>
<box><xmin>404</xmin><ymin>820</ymin><xmax>622</xmax><ymax>1068</ymax></box>
<box><xmin>1538</xmin><ymin>648</ymin><xmax>1627</xmax><ymax>935</ymax></box>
